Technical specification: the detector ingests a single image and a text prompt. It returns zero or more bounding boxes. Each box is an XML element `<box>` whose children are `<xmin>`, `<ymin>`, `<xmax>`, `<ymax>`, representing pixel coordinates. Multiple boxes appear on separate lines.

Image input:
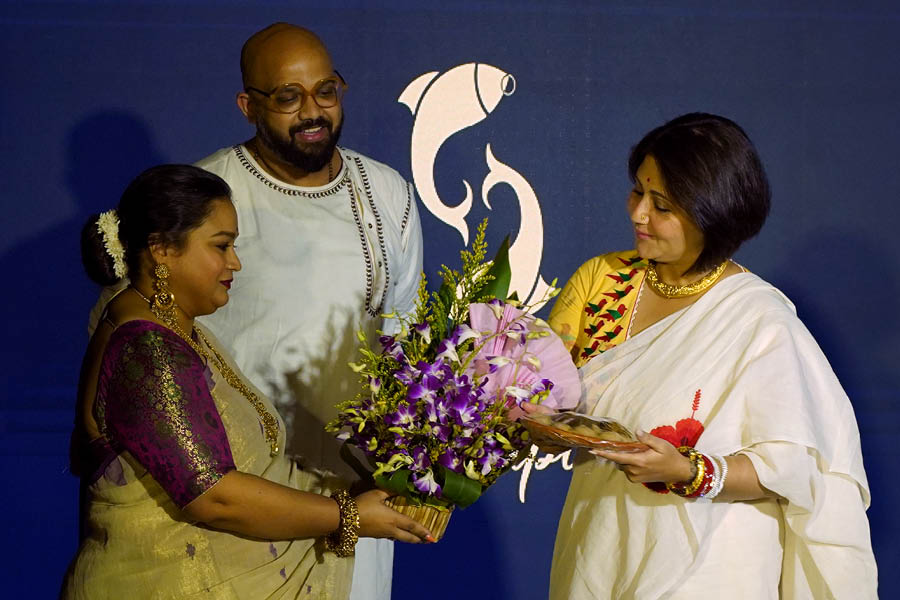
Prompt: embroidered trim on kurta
<box><xmin>351</xmin><ymin>154</ymin><xmax>390</xmax><ymax>317</ymax></box>
<box><xmin>232</xmin><ymin>144</ymin><xmax>347</xmax><ymax>198</ymax></box>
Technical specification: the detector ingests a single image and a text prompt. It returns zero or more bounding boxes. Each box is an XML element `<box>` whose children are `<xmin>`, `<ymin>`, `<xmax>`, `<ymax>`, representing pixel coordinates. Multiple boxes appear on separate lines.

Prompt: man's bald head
<box><xmin>240</xmin><ymin>23</ymin><xmax>331</xmax><ymax>89</ymax></box>
<box><xmin>236</xmin><ymin>23</ymin><xmax>344</xmax><ymax>178</ymax></box>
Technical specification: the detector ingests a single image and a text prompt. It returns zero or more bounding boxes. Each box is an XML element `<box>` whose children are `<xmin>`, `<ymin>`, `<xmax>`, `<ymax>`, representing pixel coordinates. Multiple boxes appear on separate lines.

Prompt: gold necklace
<box><xmin>645</xmin><ymin>260</ymin><xmax>728</xmax><ymax>299</ymax></box>
<box><xmin>131</xmin><ymin>287</ymin><xmax>281</xmax><ymax>456</ymax></box>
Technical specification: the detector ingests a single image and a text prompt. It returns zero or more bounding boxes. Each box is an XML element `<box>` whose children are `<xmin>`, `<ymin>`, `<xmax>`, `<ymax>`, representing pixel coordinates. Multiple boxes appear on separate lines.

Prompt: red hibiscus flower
<box><xmin>641</xmin><ymin>390</ymin><xmax>705</xmax><ymax>494</ymax></box>
<box><xmin>649</xmin><ymin>417</ymin><xmax>704</xmax><ymax>448</ymax></box>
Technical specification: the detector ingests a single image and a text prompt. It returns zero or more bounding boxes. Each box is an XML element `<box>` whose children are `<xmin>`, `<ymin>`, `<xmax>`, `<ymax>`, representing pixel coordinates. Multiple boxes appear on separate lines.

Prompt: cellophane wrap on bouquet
<box><xmin>326</xmin><ymin>221</ymin><xmax>580</xmax><ymax>537</ymax></box>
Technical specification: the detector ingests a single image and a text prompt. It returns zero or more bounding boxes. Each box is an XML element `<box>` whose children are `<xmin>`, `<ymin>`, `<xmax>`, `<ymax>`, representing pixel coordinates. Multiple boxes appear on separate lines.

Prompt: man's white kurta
<box><xmin>197</xmin><ymin>144</ymin><xmax>423</xmax><ymax>600</ymax></box>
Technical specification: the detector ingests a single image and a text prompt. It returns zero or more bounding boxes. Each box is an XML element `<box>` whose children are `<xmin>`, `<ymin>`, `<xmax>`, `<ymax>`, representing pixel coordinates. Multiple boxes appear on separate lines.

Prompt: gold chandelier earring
<box><xmin>151</xmin><ymin>263</ymin><xmax>178</xmax><ymax>326</ymax></box>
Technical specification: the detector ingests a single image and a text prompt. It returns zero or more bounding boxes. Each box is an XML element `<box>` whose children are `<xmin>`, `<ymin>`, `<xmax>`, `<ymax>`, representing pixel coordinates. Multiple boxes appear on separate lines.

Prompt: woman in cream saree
<box><xmin>549</xmin><ymin>269</ymin><xmax>876</xmax><ymax>599</ymax></box>
<box><xmin>540</xmin><ymin>113</ymin><xmax>877</xmax><ymax>599</ymax></box>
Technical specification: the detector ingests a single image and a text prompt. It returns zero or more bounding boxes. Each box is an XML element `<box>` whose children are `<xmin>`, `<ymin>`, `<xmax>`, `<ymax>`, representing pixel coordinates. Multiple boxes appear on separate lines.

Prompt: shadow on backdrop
<box><xmin>0</xmin><ymin>110</ymin><xmax>167</xmax><ymax>597</ymax></box>
<box><xmin>1</xmin><ymin>110</ymin><xmax>168</xmax><ymax>394</ymax></box>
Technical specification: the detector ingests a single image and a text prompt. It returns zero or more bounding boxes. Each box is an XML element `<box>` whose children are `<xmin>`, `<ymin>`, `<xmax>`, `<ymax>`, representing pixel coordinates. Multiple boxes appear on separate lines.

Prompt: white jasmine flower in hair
<box><xmin>97</xmin><ymin>210</ymin><xmax>127</xmax><ymax>279</ymax></box>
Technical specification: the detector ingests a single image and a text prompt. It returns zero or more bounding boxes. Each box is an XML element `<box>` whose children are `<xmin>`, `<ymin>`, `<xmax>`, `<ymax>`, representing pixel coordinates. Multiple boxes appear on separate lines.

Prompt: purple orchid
<box><xmin>380</xmin><ymin>334</ymin><xmax>407</xmax><ymax>361</ymax></box>
<box><xmin>417</xmin><ymin>359</ymin><xmax>447</xmax><ymax>390</ymax></box>
<box><xmin>407</xmin><ymin>382</ymin><xmax>437</xmax><ymax>404</ymax></box>
<box><xmin>413</xmin><ymin>322</ymin><xmax>432</xmax><ymax>344</ymax></box>
<box><xmin>412</xmin><ymin>469</ymin><xmax>441</xmax><ymax>496</ymax></box>
<box><xmin>410</xmin><ymin>446</ymin><xmax>432</xmax><ymax>471</ymax></box>
<box><xmin>451</xmin><ymin>323</ymin><xmax>480</xmax><ymax>346</ymax></box>
<box><xmin>350</xmin><ymin>431</ymin><xmax>378</xmax><ymax>455</ymax></box>
<box><xmin>435</xmin><ymin>338</ymin><xmax>460</xmax><ymax>363</ymax></box>
<box><xmin>476</xmin><ymin>436</ymin><xmax>507</xmax><ymax>475</ymax></box>
<box><xmin>441</xmin><ymin>372</ymin><xmax>475</xmax><ymax>397</ymax></box>
<box><xmin>438</xmin><ymin>448</ymin><xmax>463</xmax><ymax>473</ymax></box>
<box><xmin>449</xmin><ymin>393</ymin><xmax>482</xmax><ymax>428</ymax></box>
<box><xmin>385</xmin><ymin>403</ymin><xmax>418</xmax><ymax>428</ymax></box>
<box><xmin>424</xmin><ymin>394</ymin><xmax>455</xmax><ymax>426</ymax></box>
<box><xmin>430</xmin><ymin>423</ymin><xmax>452</xmax><ymax>442</ymax></box>
<box><xmin>395</xmin><ymin>361</ymin><xmax>422</xmax><ymax>386</ymax></box>
<box><xmin>451</xmin><ymin>434</ymin><xmax>474</xmax><ymax>450</ymax></box>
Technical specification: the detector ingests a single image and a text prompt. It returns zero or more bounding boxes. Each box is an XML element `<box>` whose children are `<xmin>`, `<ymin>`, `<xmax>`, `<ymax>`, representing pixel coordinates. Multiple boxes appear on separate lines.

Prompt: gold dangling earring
<box><xmin>151</xmin><ymin>263</ymin><xmax>177</xmax><ymax>326</ymax></box>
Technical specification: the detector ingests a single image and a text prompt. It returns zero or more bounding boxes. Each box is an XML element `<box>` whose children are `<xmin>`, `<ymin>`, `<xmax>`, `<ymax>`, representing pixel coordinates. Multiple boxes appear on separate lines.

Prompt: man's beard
<box><xmin>256</xmin><ymin>114</ymin><xmax>344</xmax><ymax>173</ymax></box>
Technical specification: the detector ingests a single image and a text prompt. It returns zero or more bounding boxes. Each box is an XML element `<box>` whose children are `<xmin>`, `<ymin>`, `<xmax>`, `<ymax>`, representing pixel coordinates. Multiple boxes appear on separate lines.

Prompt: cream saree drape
<box><xmin>550</xmin><ymin>273</ymin><xmax>877</xmax><ymax>599</ymax></box>
<box><xmin>62</xmin><ymin>324</ymin><xmax>353</xmax><ymax>599</ymax></box>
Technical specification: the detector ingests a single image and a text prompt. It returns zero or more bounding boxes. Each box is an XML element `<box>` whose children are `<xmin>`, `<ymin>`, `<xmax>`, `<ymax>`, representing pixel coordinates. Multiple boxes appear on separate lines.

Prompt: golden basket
<box><xmin>384</xmin><ymin>496</ymin><xmax>454</xmax><ymax>541</ymax></box>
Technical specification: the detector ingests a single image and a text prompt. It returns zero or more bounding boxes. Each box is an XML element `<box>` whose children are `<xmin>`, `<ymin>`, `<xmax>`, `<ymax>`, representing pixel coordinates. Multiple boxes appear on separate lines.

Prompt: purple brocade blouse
<box><xmin>90</xmin><ymin>320</ymin><xmax>236</xmax><ymax>508</ymax></box>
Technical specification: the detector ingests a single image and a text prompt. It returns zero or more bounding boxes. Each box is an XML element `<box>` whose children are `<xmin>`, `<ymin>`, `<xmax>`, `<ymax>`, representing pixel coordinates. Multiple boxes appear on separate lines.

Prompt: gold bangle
<box><xmin>324</xmin><ymin>489</ymin><xmax>360</xmax><ymax>557</ymax></box>
<box><xmin>666</xmin><ymin>446</ymin><xmax>706</xmax><ymax>497</ymax></box>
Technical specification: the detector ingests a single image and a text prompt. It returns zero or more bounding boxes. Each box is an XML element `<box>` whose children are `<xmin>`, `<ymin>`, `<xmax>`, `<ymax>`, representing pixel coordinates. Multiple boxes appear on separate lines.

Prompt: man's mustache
<box><xmin>289</xmin><ymin>118</ymin><xmax>332</xmax><ymax>137</ymax></box>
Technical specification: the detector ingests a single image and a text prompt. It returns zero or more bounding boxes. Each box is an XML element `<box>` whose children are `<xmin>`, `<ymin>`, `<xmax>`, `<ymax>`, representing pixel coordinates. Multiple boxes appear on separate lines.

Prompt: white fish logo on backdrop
<box><xmin>399</xmin><ymin>63</ymin><xmax>552</xmax><ymax>309</ymax></box>
<box><xmin>400</xmin><ymin>64</ymin><xmax>571</xmax><ymax>502</ymax></box>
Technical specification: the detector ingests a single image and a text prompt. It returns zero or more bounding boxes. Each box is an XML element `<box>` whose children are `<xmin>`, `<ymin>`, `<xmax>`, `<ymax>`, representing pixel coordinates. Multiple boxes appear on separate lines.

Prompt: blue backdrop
<box><xmin>2</xmin><ymin>1</ymin><xmax>898</xmax><ymax>597</ymax></box>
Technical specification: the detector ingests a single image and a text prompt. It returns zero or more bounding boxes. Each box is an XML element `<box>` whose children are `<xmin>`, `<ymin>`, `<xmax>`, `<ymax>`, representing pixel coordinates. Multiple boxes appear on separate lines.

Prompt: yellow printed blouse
<box><xmin>548</xmin><ymin>251</ymin><xmax>646</xmax><ymax>367</ymax></box>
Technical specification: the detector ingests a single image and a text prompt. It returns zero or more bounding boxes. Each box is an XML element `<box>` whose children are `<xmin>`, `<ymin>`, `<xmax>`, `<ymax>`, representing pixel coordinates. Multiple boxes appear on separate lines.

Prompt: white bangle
<box><xmin>703</xmin><ymin>454</ymin><xmax>729</xmax><ymax>499</ymax></box>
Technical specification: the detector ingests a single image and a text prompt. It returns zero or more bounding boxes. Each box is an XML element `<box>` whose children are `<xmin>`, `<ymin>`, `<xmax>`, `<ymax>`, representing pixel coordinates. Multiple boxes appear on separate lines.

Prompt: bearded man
<box><xmin>197</xmin><ymin>23</ymin><xmax>423</xmax><ymax>600</ymax></box>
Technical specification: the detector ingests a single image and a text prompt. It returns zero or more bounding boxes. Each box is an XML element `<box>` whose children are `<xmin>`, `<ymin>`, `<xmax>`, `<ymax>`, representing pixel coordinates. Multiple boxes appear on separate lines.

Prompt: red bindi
<box><xmin>646</xmin><ymin>177</ymin><xmax>651</xmax><ymax>182</ymax></box>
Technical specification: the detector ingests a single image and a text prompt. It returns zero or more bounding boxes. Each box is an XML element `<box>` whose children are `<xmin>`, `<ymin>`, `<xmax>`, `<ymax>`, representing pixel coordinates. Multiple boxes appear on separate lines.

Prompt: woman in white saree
<box><xmin>538</xmin><ymin>114</ymin><xmax>877</xmax><ymax>599</ymax></box>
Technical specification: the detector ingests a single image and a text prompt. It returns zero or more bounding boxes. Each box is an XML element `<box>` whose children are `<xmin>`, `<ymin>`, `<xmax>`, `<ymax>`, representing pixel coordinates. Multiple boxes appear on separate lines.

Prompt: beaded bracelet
<box><xmin>324</xmin><ymin>489</ymin><xmax>360</xmax><ymax>557</ymax></box>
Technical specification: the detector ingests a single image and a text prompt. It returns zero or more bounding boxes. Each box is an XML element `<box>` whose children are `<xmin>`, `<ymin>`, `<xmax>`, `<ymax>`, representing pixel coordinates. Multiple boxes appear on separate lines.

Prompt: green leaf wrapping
<box><xmin>373</xmin><ymin>467</ymin><xmax>483</xmax><ymax>508</ymax></box>
<box><xmin>374</xmin><ymin>469</ymin><xmax>411</xmax><ymax>496</ymax></box>
<box><xmin>481</xmin><ymin>234</ymin><xmax>512</xmax><ymax>301</ymax></box>
<box><xmin>438</xmin><ymin>466</ymin><xmax>483</xmax><ymax>508</ymax></box>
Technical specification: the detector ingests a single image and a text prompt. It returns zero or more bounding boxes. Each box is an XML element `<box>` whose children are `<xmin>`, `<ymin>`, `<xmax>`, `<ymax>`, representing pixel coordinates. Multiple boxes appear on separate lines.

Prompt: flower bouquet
<box><xmin>326</xmin><ymin>221</ymin><xmax>580</xmax><ymax>540</ymax></box>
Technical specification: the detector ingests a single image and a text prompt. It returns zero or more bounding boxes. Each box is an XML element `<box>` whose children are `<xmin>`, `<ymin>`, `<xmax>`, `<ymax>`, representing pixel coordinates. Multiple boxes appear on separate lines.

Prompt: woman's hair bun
<box><xmin>81</xmin><ymin>213</ymin><xmax>123</xmax><ymax>286</ymax></box>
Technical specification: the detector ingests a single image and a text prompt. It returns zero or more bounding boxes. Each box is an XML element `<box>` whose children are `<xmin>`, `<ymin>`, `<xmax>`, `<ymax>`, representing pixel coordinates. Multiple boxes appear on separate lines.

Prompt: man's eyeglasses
<box><xmin>246</xmin><ymin>72</ymin><xmax>347</xmax><ymax>114</ymax></box>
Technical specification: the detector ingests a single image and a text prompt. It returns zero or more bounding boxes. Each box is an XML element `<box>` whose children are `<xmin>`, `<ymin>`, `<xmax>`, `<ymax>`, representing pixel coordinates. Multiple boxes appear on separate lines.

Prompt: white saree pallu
<box><xmin>550</xmin><ymin>273</ymin><xmax>878</xmax><ymax>600</ymax></box>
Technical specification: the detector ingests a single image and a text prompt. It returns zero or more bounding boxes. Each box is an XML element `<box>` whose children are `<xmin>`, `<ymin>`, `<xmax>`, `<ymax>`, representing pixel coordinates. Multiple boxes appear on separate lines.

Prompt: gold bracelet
<box><xmin>324</xmin><ymin>489</ymin><xmax>360</xmax><ymax>557</ymax></box>
<box><xmin>666</xmin><ymin>446</ymin><xmax>706</xmax><ymax>497</ymax></box>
